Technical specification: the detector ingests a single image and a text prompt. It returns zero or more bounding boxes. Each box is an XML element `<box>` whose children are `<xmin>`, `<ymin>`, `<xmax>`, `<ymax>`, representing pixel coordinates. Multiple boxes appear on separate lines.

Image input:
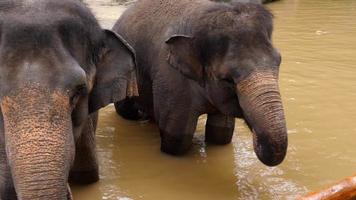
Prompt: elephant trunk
<box><xmin>1</xmin><ymin>85</ymin><xmax>74</xmax><ymax>199</ymax></box>
<box><xmin>236</xmin><ymin>71</ymin><xmax>287</xmax><ymax>166</ymax></box>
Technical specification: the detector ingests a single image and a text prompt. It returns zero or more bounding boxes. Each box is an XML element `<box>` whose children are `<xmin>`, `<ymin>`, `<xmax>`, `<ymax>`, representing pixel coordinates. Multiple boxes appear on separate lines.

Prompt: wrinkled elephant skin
<box><xmin>0</xmin><ymin>0</ymin><xmax>138</xmax><ymax>199</ymax></box>
<box><xmin>114</xmin><ymin>0</ymin><xmax>287</xmax><ymax>167</ymax></box>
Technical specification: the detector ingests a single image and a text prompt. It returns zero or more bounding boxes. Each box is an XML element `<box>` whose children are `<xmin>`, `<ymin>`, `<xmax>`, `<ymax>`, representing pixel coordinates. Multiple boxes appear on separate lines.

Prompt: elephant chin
<box><xmin>236</xmin><ymin>71</ymin><xmax>288</xmax><ymax>167</ymax></box>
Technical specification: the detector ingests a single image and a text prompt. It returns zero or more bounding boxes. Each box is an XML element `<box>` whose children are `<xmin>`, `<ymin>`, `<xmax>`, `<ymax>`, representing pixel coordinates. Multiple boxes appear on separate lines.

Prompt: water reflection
<box><xmin>233</xmin><ymin>120</ymin><xmax>308</xmax><ymax>200</ymax></box>
<box><xmin>73</xmin><ymin>0</ymin><xmax>356</xmax><ymax>199</ymax></box>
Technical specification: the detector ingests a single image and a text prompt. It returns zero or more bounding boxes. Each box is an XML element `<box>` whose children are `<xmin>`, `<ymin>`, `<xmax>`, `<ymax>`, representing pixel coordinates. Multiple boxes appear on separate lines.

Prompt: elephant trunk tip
<box><xmin>252</xmin><ymin>128</ymin><xmax>288</xmax><ymax>166</ymax></box>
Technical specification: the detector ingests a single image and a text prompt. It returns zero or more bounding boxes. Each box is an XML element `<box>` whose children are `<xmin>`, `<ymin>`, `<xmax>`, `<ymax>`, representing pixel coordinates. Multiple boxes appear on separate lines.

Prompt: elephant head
<box><xmin>165</xmin><ymin>3</ymin><xmax>287</xmax><ymax>166</ymax></box>
<box><xmin>0</xmin><ymin>0</ymin><xmax>137</xmax><ymax>199</ymax></box>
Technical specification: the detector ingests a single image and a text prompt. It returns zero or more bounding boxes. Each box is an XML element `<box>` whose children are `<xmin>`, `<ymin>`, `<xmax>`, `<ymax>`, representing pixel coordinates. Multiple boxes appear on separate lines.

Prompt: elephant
<box><xmin>0</xmin><ymin>0</ymin><xmax>137</xmax><ymax>199</ymax></box>
<box><xmin>114</xmin><ymin>0</ymin><xmax>288</xmax><ymax>167</ymax></box>
<box><xmin>212</xmin><ymin>0</ymin><xmax>279</xmax><ymax>3</ymax></box>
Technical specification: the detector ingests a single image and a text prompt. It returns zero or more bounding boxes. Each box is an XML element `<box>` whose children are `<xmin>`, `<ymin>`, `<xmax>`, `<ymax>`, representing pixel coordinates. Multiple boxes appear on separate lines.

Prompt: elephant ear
<box><xmin>89</xmin><ymin>30</ymin><xmax>138</xmax><ymax>113</ymax></box>
<box><xmin>165</xmin><ymin>35</ymin><xmax>205</xmax><ymax>86</ymax></box>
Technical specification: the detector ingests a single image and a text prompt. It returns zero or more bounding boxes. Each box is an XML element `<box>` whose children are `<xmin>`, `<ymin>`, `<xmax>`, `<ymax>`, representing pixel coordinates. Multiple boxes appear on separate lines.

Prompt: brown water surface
<box><xmin>73</xmin><ymin>0</ymin><xmax>356</xmax><ymax>199</ymax></box>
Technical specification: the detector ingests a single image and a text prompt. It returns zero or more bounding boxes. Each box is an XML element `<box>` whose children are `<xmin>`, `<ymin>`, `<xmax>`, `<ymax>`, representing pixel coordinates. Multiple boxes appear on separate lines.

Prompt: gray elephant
<box><xmin>211</xmin><ymin>0</ymin><xmax>279</xmax><ymax>3</ymax></box>
<box><xmin>114</xmin><ymin>0</ymin><xmax>287</xmax><ymax>167</ymax></box>
<box><xmin>0</xmin><ymin>0</ymin><xmax>137</xmax><ymax>199</ymax></box>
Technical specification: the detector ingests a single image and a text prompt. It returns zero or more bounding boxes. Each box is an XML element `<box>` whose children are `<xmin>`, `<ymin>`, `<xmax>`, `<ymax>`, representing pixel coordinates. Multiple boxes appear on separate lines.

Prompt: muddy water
<box><xmin>72</xmin><ymin>0</ymin><xmax>356</xmax><ymax>199</ymax></box>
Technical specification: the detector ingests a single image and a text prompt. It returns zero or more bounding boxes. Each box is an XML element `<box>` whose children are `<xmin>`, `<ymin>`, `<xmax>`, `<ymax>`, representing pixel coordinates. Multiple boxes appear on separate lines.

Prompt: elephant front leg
<box><xmin>205</xmin><ymin>113</ymin><xmax>235</xmax><ymax>145</ymax></box>
<box><xmin>0</xmin><ymin>148</ymin><xmax>17</xmax><ymax>200</ymax></box>
<box><xmin>69</xmin><ymin>112</ymin><xmax>99</xmax><ymax>184</ymax></box>
<box><xmin>159</xmin><ymin>112</ymin><xmax>199</xmax><ymax>155</ymax></box>
<box><xmin>0</xmin><ymin>111</ymin><xmax>16</xmax><ymax>200</ymax></box>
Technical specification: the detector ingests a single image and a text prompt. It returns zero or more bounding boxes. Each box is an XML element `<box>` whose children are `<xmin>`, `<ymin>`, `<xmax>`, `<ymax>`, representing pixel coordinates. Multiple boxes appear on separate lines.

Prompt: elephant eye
<box><xmin>76</xmin><ymin>84</ymin><xmax>88</xmax><ymax>95</ymax></box>
<box><xmin>70</xmin><ymin>84</ymin><xmax>88</xmax><ymax>105</ymax></box>
<box><xmin>221</xmin><ymin>77</ymin><xmax>234</xmax><ymax>84</ymax></box>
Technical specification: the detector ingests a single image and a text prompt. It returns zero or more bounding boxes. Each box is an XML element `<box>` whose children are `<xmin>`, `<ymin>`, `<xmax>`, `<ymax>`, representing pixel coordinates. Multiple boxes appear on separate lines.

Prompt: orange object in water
<box><xmin>299</xmin><ymin>175</ymin><xmax>356</xmax><ymax>200</ymax></box>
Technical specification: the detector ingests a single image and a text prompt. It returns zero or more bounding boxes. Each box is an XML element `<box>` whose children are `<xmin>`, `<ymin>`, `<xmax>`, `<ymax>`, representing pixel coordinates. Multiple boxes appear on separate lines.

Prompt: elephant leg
<box><xmin>205</xmin><ymin>113</ymin><xmax>235</xmax><ymax>145</ymax></box>
<box><xmin>69</xmin><ymin>112</ymin><xmax>99</xmax><ymax>184</ymax></box>
<box><xmin>0</xmin><ymin>110</ymin><xmax>16</xmax><ymax>200</ymax></box>
<box><xmin>0</xmin><ymin>146</ymin><xmax>17</xmax><ymax>200</ymax></box>
<box><xmin>158</xmin><ymin>107</ymin><xmax>199</xmax><ymax>155</ymax></box>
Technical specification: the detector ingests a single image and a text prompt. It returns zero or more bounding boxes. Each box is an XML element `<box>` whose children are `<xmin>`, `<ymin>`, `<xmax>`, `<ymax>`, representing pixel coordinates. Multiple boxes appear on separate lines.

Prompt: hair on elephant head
<box><xmin>165</xmin><ymin>2</ymin><xmax>286</xmax><ymax>166</ymax></box>
<box><xmin>0</xmin><ymin>0</ymin><xmax>137</xmax><ymax>199</ymax></box>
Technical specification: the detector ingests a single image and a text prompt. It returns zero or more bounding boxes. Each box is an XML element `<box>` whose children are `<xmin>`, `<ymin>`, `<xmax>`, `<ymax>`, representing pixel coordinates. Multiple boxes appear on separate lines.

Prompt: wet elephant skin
<box><xmin>114</xmin><ymin>0</ymin><xmax>287</xmax><ymax>167</ymax></box>
<box><xmin>0</xmin><ymin>0</ymin><xmax>137</xmax><ymax>199</ymax></box>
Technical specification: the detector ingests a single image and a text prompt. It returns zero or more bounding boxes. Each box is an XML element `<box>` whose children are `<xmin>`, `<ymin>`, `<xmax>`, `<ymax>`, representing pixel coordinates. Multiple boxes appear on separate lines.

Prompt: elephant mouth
<box><xmin>67</xmin><ymin>184</ymin><xmax>73</xmax><ymax>200</ymax></box>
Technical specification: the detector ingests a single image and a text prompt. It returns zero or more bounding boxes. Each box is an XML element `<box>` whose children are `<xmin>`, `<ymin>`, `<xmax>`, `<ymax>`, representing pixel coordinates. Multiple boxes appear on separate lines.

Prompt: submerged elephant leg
<box><xmin>69</xmin><ymin>112</ymin><xmax>99</xmax><ymax>184</ymax></box>
<box><xmin>159</xmin><ymin>121</ymin><xmax>197</xmax><ymax>155</ymax></box>
<box><xmin>158</xmin><ymin>109</ymin><xmax>199</xmax><ymax>155</ymax></box>
<box><xmin>205</xmin><ymin>113</ymin><xmax>235</xmax><ymax>145</ymax></box>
